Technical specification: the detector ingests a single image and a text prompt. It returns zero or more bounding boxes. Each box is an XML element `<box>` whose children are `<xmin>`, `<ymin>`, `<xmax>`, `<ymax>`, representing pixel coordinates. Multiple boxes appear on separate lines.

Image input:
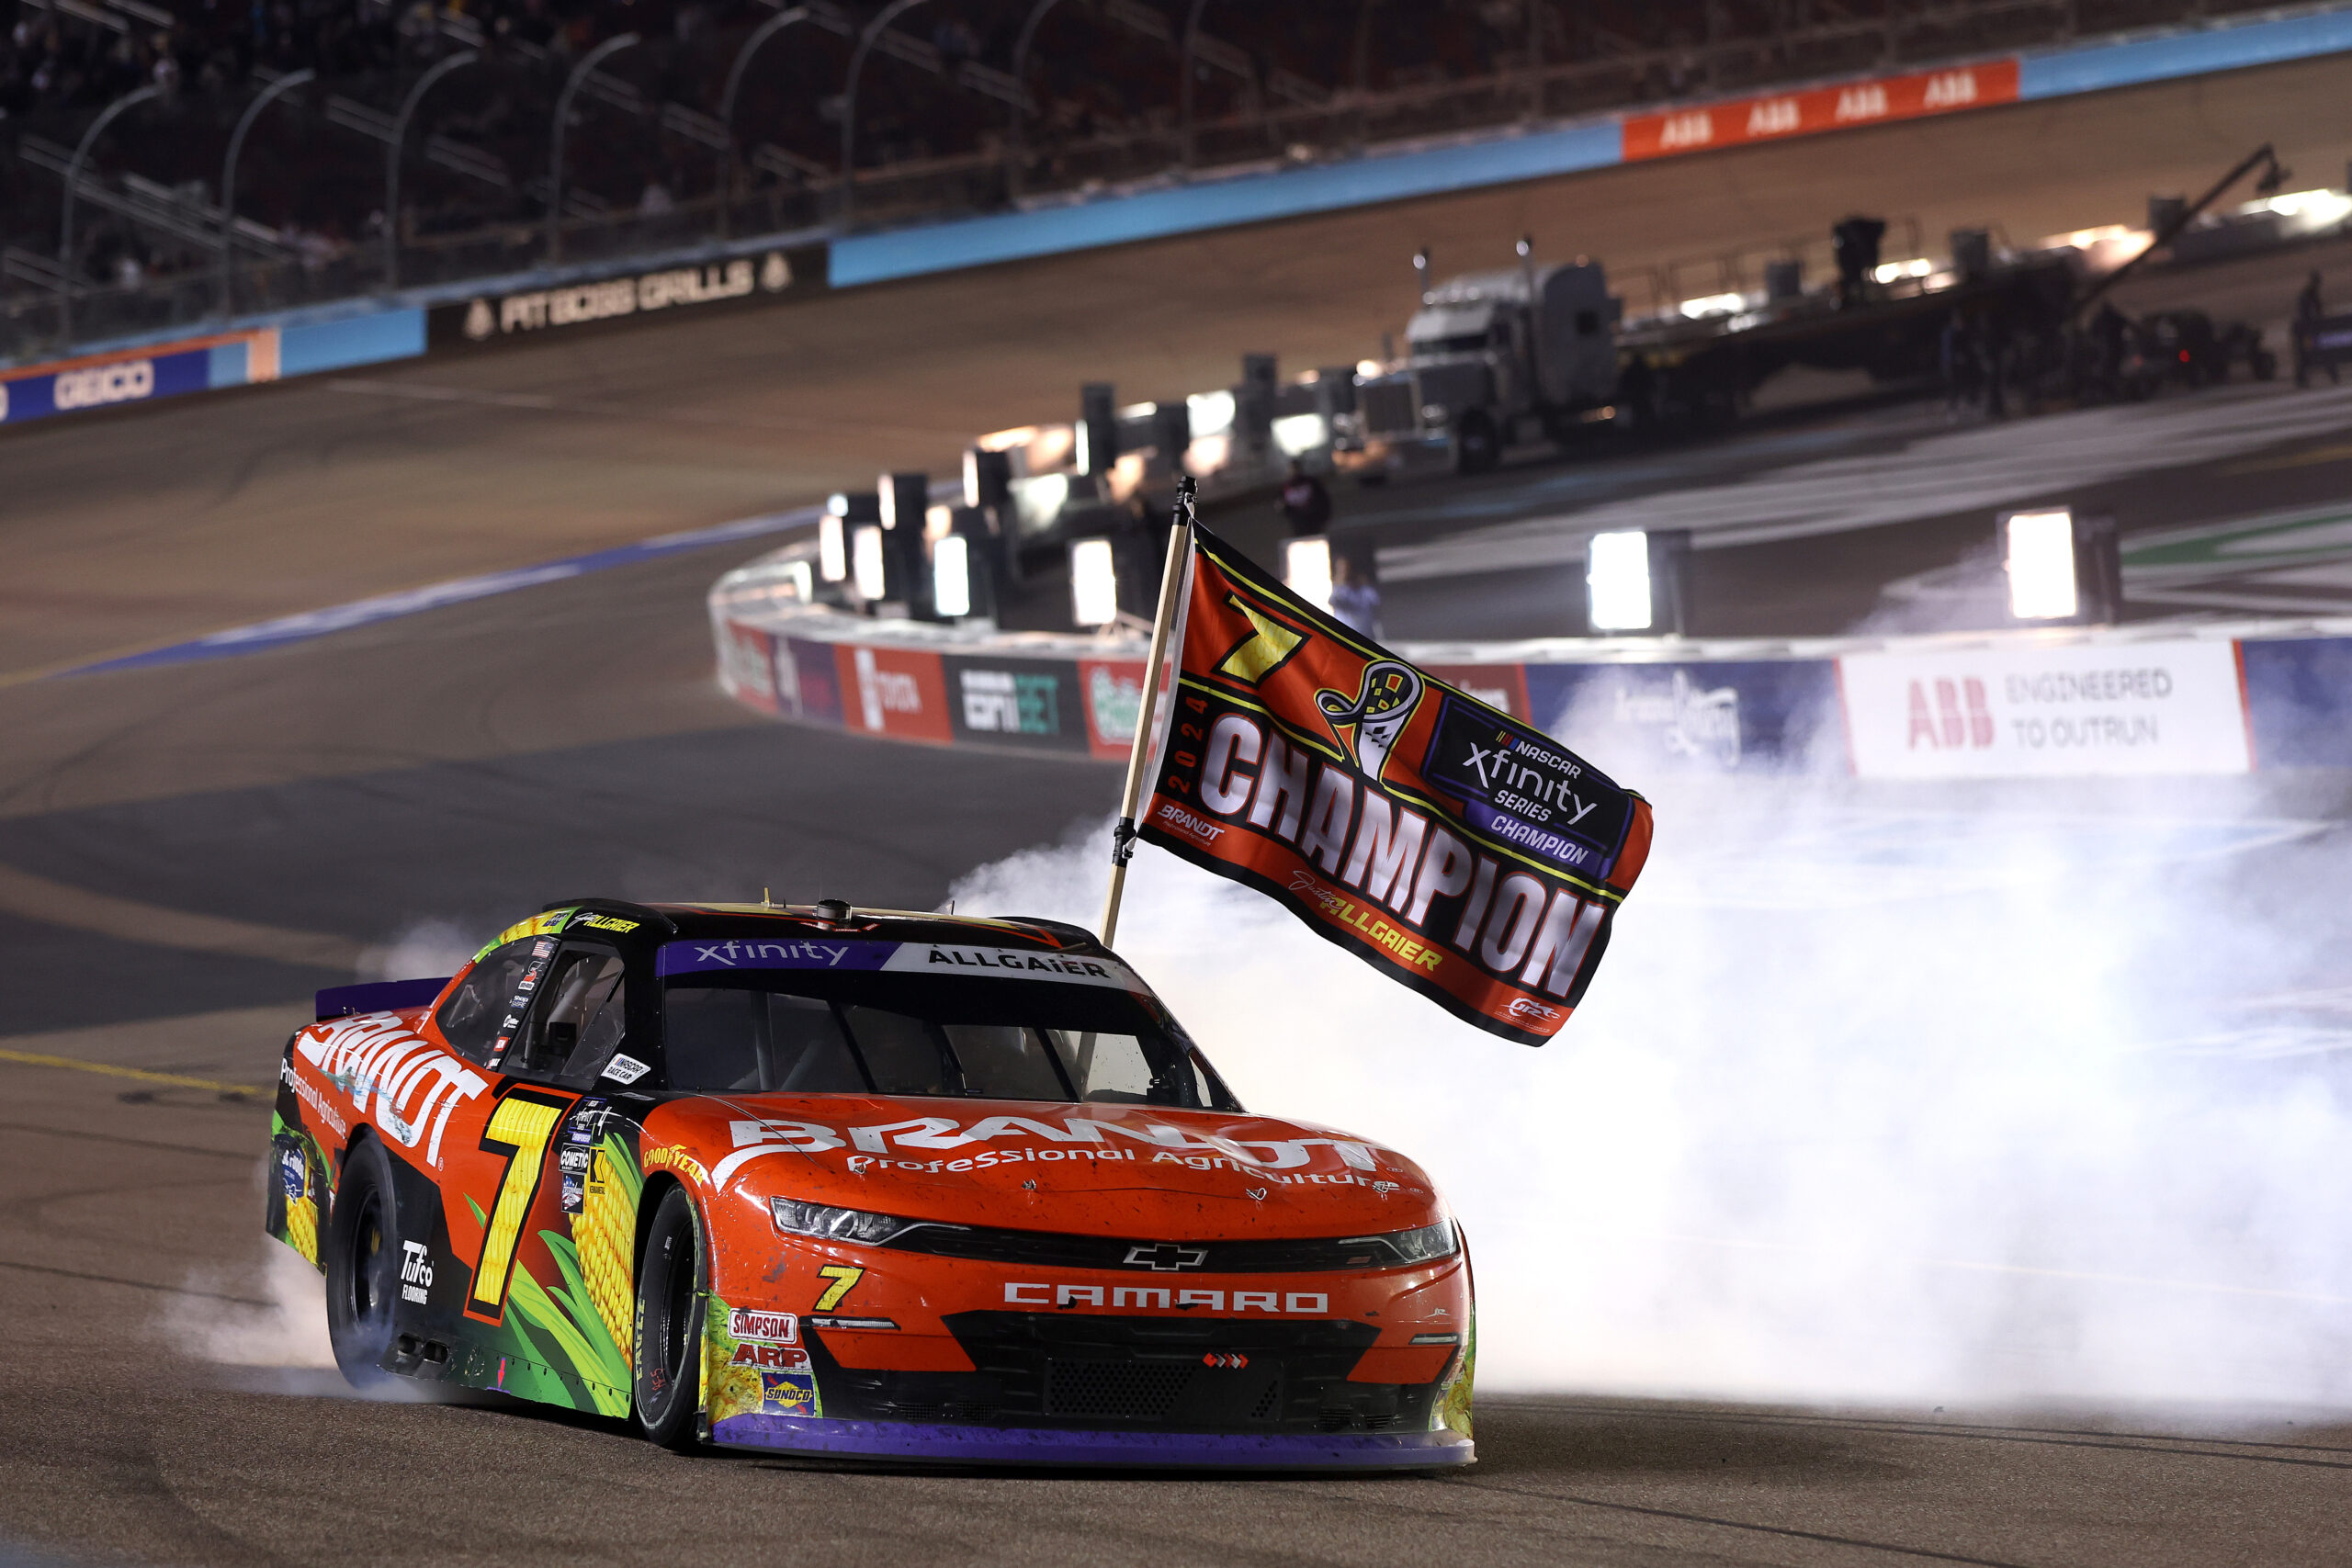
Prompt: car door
<box><xmin>443</xmin><ymin>941</ymin><xmax>642</xmax><ymax>1408</ymax></box>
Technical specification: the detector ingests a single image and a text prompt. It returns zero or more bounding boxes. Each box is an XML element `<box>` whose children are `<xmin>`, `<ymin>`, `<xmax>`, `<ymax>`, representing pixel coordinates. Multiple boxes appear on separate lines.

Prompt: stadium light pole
<box><xmin>718</xmin><ymin>6</ymin><xmax>808</xmax><ymax>241</ymax></box>
<box><xmin>384</xmin><ymin>50</ymin><xmax>479</xmax><ymax>289</ymax></box>
<box><xmin>1005</xmin><ymin>0</ymin><xmax>1065</xmax><ymax>202</ymax></box>
<box><xmin>217</xmin><ymin>69</ymin><xmax>315</xmax><ymax>321</ymax></box>
<box><xmin>838</xmin><ymin>0</ymin><xmax>934</xmax><ymax>232</ymax></box>
<box><xmin>547</xmin><ymin>32</ymin><xmax>639</xmax><ymax>265</ymax></box>
<box><xmin>1177</xmin><ymin>0</ymin><xmax>1210</xmax><ymax>175</ymax></box>
<box><xmin>58</xmin><ymin>82</ymin><xmax>163</xmax><ymax>342</ymax></box>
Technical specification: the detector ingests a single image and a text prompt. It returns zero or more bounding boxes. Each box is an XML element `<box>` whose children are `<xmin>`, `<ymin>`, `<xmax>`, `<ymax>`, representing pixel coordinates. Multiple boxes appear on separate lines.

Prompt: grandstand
<box><xmin>0</xmin><ymin>0</ymin><xmax>2301</xmax><ymax>359</ymax></box>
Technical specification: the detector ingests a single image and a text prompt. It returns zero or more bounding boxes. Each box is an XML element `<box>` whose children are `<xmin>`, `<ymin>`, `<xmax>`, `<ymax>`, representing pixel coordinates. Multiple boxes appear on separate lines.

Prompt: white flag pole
<box><xmin>1098</xmin><ymin>477</ymin><xmax>1197</xmax><ymax>948</ymax></box>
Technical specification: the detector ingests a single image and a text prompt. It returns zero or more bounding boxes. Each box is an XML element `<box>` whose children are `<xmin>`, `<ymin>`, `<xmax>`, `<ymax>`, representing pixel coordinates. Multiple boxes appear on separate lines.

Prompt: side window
<box><xmin>435</xmin><ymin>939</ymin><xmax>542</xmax><ymax>1064</ymax></box>
<box><xmin>510</xmin><ymin>948</ymin><xmax>626</xmax><ymax>1082</ymax></box>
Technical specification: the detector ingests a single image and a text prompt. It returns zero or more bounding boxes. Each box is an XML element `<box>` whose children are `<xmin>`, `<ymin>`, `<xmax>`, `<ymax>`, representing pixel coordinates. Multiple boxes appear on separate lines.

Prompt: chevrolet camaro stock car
<box><xmin>267</xmin><ymin>897</ymin><xmax>1476</xmax><ymax>1468</ymax></box>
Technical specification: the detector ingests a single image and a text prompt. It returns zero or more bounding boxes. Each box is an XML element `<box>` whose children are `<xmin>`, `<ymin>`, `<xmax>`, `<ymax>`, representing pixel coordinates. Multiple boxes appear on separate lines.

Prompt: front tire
<box><xmin>633</xmin><ymin>1186</ymin><xmax>707</xmax><ymax>1451</ymax></box>
<box><xmin>324</xmin><ymin>1136</ymin><xmax>402</xmax><ymax>1389</ymax></box>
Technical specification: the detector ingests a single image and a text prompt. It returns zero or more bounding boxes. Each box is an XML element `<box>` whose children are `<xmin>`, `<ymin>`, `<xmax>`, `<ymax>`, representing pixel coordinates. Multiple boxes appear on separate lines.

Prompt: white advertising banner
<box><xmin>1838</xmin><ymin>637</ymin><xmax>2251</xmax><ymax>778</ymax></box>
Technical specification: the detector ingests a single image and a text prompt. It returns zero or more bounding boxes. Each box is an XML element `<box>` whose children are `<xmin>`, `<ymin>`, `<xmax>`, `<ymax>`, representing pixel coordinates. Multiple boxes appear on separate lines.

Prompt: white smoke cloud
<box><xmin>951</xmin><ymin>772</ymin><xmax>2352</xmax><ymax>1409</ymax></box>
<box><xmin>356</xmin><ymin>919</ymin><xmax>477</xmax><ymax>982</ymax></box>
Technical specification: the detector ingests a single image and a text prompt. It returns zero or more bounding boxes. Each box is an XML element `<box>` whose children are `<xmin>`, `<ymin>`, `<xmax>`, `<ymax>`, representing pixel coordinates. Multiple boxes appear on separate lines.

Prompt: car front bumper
<box><xmin>711</xmin><ymin>1412</ymin><xmax>1475</xmax><ymax>1469</ymax></box>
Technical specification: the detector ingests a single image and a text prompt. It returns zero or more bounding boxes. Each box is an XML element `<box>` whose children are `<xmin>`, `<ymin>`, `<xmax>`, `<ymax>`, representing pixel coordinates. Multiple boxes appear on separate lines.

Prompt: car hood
<box><xmin>639</xmin><ymin>1094</ymin><xmax>1444</xmax><ymax>1241</ymax></box>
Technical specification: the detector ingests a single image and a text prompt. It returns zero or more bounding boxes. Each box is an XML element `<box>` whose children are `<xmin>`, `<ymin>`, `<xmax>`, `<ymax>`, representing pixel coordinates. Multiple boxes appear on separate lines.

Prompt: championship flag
<box><xmin>1112</xmin><ymin>507</ymin><xmax>1652</xmax><ymax>1046</ymax></box>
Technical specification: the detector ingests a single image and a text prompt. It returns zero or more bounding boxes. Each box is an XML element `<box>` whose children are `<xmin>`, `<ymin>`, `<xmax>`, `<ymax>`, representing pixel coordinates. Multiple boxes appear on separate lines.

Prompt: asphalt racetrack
<box><xmin>6</xmin><ymin>55</ymin><xmax>2352</xmax><ymax>1567</ymax></box>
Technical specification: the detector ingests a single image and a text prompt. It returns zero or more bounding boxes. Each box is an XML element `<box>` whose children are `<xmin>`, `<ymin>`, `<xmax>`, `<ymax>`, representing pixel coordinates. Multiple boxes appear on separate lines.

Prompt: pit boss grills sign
<box><xmin>1139</xmin><ymin>527</ymin><xmax>1653</xmax><ymax>1045</ymax></box>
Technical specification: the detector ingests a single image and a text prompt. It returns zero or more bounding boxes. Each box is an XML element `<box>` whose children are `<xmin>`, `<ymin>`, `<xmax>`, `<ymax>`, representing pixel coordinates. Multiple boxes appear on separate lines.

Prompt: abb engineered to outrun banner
<box><xmin>1137</xmin><ymin>528</ymin><xmax>1653</xmax><ymax>1046</ymax></box>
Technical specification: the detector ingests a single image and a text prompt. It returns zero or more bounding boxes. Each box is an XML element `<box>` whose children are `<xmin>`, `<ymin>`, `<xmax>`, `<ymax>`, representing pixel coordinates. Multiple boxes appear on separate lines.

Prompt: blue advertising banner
<box><xmin>1522</xmin><ymin>660</ymin><xmax>1842</xmax><ymax>773</ymax></box>
<box><xmin>0</xmin><ymin>344</ymin><xmax>214</xmax><ymax>425</ymax></box>
<box><xmin>2241</xmin><ymin>637</ymin><xmax>2352</xmax><ymax>769</ymax></box>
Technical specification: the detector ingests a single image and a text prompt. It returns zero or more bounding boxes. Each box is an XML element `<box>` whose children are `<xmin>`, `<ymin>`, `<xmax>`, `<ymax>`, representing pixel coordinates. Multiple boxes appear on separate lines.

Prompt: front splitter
<box><xmin>712</xmin><ymin>1413</ymin><xmax>1475</xmax><ymax>1470</ymax></box>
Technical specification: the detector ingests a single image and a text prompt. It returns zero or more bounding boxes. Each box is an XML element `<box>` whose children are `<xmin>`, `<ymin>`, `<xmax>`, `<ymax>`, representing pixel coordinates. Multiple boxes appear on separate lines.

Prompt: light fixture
<box><xmin>1586</xmin><ymin>531</ymin><xmax>1655</xmax><ymax>632</ymax></box>
<box><xmin>852</xmin><ymin>525</ymin><xmax>888</xmax><ymax>603</ymax></box>
<box><xmin>1272</xmin><ymin>412</ymin><xmax>1329</xmax><ymax>457</ymax></box>
<box><xmin>1284</xmin><ymin>536</ymin><xmax>1333</xmax><ymax>611</ymax></box>
<box><xmin>1069</xmin><ymin>536</ymin><xmax>1118</xmax><ymax>627</ymax></box>
<box><xmin>933</xmin><ymin>534</ymin><xmax>972</xmax><ymax>619</ymax></box>
<box><xmin>2003</xmin><ymin>508</ymin><xmax>2078</xmax><ymax>620</ymax></box>
<box><xmin>818</xmin><ymin>514</ymin><xmax>848</xmax><ymax>583</ymax></box>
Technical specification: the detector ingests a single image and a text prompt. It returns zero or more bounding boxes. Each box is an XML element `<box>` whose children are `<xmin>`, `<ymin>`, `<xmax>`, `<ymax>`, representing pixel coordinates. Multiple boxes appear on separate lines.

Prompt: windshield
<box><xmin>655</xmin><ymin>939</ymin><xmax>1239</xmax><ymax>1110</ymax></box>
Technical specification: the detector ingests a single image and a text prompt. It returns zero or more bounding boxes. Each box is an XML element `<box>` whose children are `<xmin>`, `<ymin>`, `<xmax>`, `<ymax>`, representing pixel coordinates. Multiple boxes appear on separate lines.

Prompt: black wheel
<box><xmin>323</xmin><ymin>1135</ymin><xmax>402</xmax><ymax>1389</ymax></box>
<box><xmin>633</xmin><ymin>1186</ymin><xmax>707</xmax><ymax>1451</ymax></box>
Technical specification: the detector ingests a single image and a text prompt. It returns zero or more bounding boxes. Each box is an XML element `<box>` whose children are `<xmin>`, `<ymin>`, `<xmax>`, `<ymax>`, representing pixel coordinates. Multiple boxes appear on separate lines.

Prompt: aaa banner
<box><xmin>1138</xmin><ymin>527</ymin><xmax>1652</xmax><ymax>1045</ymax></box>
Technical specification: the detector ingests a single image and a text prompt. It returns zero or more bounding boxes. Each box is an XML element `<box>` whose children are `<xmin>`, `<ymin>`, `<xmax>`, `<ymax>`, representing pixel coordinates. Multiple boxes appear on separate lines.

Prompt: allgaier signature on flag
<box><xmin>1102</xmin><ymin>493</ymin><xmax>1652</xmax><ymax>1046</ymax></box>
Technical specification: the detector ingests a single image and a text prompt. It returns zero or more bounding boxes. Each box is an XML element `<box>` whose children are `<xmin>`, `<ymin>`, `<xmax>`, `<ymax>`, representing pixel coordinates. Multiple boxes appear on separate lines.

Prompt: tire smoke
<box><xmin>952</xmin><ymin>781</ymin><xmax>2352</xmax><ymax>1409</ymax></box>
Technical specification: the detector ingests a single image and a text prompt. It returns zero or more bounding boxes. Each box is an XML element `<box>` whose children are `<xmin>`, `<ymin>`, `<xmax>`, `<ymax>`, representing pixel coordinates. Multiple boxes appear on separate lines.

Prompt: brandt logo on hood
<box><xmin>709</xmin><ymin>1112</ymin><xmax>1386</xmax><ymax>1190</ymax></box>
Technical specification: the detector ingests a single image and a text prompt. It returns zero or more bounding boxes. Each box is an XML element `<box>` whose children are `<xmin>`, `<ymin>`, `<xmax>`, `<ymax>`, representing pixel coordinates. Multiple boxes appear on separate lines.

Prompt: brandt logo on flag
<box><xmin>1135</xmin><ymin>525</ymin><xmax>1652</xmax><ymax>1045</ymax></box>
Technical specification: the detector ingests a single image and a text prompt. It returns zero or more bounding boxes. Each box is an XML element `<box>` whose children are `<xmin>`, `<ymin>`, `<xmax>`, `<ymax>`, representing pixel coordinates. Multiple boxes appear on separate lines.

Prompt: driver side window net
<box><xmin>513</xmin><ymin>950</ymin><xmax>625</xmax><ymax>1080</ymax></box>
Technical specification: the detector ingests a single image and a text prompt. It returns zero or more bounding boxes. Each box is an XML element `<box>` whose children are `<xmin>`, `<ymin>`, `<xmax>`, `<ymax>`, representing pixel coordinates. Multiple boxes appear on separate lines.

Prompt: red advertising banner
<box><xmin>1621</xmin><ymin>58</ymin><xmax>2019</xmax><ymax>161</ymax></box>
<box><xmin>1077</xmin><ymin>657</ymin><xmax>1148</xmax><ymax>761</ymax></box>
<box><xmin>832</xmin><ymin>643</ymin><xmax>953</xmax><ymax>744</ymax></box>
<box><xmin>1139</xmin><ymin>528</ymin><xmax>1652</xmax><ymax>1045</ymax></box>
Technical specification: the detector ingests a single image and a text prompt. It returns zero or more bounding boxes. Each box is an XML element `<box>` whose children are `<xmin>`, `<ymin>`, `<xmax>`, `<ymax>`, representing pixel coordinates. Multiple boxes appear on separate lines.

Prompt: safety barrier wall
<box><xmin>9</xmin><ymin>5</ymin><xmax>2350</xmax><ymax>427</ymax></box>
<box><xmin>710</xmin><ymin>600</ymin><xmax>2352</xmax><ymax>779</ymax></box>
<box><xmin>0</xmin><ymin>310</ymin><xmax>421</xmax><ymax>427</ymax></box>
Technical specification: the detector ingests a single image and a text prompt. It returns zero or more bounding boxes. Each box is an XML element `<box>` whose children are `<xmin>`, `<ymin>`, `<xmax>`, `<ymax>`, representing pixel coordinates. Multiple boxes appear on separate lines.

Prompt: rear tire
<box><xmin>323</xmin><ymin>1136</ymin><xmax>402</xmax><ymax>1390</ymax></box>
<box><xmin>633</xmin><ymin>1187</ymin><xmax>707</xmax><ymax>1451</ymax></box>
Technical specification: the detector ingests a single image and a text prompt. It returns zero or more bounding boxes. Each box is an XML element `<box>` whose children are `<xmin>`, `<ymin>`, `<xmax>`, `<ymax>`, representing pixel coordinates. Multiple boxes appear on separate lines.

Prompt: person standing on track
<box><xmin>2294</xmin><ymin>271</ymin><xmax>2335</xmax><ymax>388</ymax></box>
<box><xmin>1328</xmin><ymin>554</ymin><xmax>1382</xmax><ymax>639</ymax></box>
<box><xmin>1279</xmin><ymin>460</ymin><xmax>1332</xmax><ymax>537</ymax></box>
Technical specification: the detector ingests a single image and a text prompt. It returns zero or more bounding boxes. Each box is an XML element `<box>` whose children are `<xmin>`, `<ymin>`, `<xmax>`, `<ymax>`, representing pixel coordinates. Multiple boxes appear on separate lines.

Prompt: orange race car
<box><xmin>267</xmin><ymin>897</ymin><xmax>1475</xmax><ymax>1468</ymax></box>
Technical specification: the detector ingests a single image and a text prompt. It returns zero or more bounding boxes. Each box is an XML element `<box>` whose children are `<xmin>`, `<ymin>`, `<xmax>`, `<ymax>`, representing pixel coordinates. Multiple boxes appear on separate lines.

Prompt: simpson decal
<box><xmin>1137</xmin><ymin>525</ymin><xmax>1652</xmax><ymax>1044</ymax></box>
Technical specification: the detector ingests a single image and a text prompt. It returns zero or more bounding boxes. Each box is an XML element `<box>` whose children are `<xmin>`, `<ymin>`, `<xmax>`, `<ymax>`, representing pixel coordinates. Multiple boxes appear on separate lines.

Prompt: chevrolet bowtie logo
<box><xmin>1122</xmin><ymin>1242</ymin><xmax>1209</xmax><ymax>1271</ymax></box>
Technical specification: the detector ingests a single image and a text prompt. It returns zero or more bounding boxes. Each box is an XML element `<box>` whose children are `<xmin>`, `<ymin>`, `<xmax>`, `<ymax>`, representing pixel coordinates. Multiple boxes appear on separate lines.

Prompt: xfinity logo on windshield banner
<box><xmin>656</xmin><ymin>940</ymin><xmax>1138</xmax><ymax>990</ymax></box>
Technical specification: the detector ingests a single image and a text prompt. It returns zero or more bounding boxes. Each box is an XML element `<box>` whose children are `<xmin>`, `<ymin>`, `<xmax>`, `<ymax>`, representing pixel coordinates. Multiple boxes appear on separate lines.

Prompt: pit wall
<box><xmin>9</xmin><ymin>4</ymin><xmax>2350</xmax><ymax>427</ymax></box>
<box><xmin>710</xmin><ymin>599</ymin><xmax>2352</xmax><ymax>780</ymax></box>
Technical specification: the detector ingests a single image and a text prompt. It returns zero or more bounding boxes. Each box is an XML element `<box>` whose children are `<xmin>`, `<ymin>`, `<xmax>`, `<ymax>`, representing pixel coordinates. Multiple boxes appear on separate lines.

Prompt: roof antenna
<box><xmin>948</xmin><ymin>898</ymin><xmax>956</xmax><ymax>914</ymax></box>
<box><xmin>763</xmin><ymin>886</ymin><xmax>774</xmax><ymax>908</ymax></box>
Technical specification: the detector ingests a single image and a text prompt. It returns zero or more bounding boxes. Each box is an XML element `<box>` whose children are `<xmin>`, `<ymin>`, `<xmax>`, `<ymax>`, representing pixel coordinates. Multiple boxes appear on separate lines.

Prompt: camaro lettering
<box><xmin>1006</xmin><ymin>1283</ymin><xmax>1329</xmax><ymax>1314</ymax></box>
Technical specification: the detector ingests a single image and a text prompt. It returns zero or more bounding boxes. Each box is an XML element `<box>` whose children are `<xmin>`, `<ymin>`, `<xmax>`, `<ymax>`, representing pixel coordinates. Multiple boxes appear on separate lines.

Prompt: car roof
<box><xmin>493</xmin><ymin>898</ymin><xmax>1102</xmax><ymax>958</ymax></box>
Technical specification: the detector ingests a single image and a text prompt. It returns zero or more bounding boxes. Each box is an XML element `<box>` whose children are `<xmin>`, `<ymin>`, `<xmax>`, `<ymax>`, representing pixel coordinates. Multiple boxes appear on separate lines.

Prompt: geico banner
<box><xmin>1838</xmin><ymin>638</ymin><xmax>2253</xmax><ymax>778</ymax></box>
<box><xmin>429</xmin><ymin>243</ymin><xmax>829</xmax><ymax>348</ymax></box>
<box><xmin>1</xmin><ymin>344</ymin><xmax>209</xmax><ymax>425</ymax></box>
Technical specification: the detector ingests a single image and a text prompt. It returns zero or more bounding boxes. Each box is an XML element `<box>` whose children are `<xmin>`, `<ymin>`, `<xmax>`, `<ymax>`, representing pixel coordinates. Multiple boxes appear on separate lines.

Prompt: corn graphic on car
<box><xmin>266</xmin><ymin>898</ymin><xmax>1476</xmax><ymax>1468</ymax></box>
